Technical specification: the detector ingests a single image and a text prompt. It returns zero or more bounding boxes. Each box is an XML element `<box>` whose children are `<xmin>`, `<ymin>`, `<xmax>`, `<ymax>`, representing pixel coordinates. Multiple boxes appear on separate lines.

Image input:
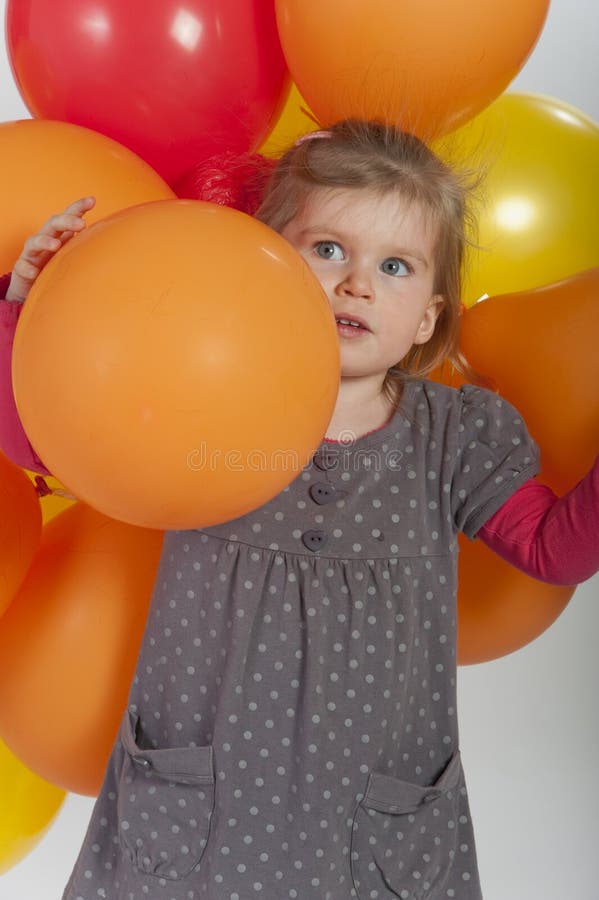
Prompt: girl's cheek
<box><xmin>305</xmin><ymin>257</ymin><xmax>328</xmax><ymax>278</ymax></box>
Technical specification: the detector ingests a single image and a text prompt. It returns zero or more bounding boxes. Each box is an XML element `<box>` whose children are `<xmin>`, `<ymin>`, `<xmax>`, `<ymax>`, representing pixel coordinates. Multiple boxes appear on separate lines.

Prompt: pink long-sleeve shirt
<box><xmin>1</xmin><ymin>271</ymin><xmax>597</xmax><ymax>586</ymax></box>
<box><xmin>0</xmin><ymin>274</ymin><xmax>50</xmax><ymax>474</ymax></box>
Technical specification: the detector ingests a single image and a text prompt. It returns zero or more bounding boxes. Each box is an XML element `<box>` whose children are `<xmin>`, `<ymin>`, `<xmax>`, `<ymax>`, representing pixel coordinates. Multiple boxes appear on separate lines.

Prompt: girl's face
<box><xmin>281</xmin><ymin>187</ymin><xmax>443</xmax><ymax>380</ymax></box>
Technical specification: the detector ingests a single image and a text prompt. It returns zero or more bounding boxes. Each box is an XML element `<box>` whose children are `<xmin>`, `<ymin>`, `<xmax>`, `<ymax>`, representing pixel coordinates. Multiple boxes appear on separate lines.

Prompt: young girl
<box><xmin>1</xmin><ymin>120</ymin><xmax>598</xmax><ymax>900</ymax></box>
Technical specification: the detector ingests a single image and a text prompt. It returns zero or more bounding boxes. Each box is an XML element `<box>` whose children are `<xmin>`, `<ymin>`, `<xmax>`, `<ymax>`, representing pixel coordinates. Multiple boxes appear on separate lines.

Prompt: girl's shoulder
<box><xmin>402</xmin><ymin>379</ymin><xmax>540</xmax><ymax>539</ymax></box>
<box><xmin>402</xmin><ymin>376</ymin><xmax>497</xmax><ymax>402</ymax></box>
<box><xmin>396</xmin><ymin>378</ymin><xmax>535</xmax><ymax>452</ymax></box>
<box><xmin>396</xmin><ymin>377</ymin><xmax>504</xmax><ymax>423</ymax></box>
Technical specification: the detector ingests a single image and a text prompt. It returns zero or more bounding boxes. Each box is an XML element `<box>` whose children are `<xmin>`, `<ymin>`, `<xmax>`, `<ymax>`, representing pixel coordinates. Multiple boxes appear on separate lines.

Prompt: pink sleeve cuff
<box><xmin>478</xmin><ymin>458</ymin><xmax>599</xmax><ymax>585</ymax></box>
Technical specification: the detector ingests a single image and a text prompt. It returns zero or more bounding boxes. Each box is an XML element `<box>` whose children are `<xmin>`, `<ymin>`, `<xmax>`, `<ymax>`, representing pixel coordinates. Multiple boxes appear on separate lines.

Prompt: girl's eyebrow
<box><xmin>296</xmin><ymin>226</ymin><xmax>339</xmax><ymax>237</ymax></box>
<box><xmin>403</xmin><ymin>250</ymin><xmax>430</xmax><ymax>268</ymax></box>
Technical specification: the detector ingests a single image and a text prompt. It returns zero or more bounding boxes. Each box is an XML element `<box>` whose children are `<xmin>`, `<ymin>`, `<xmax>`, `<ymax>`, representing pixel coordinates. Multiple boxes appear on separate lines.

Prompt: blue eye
<box><xmin>380</xmin><ymin>257</ymin><xmax>410</xmax><ymax>277</ymax></box>
<box><xmin>315</xmin><ymin>240</ymin><xmax>344</xmax><ymax>261</ymax></box>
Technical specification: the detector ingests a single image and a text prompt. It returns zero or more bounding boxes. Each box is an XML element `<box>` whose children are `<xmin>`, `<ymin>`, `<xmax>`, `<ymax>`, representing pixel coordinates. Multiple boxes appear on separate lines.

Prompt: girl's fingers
<box><xmin>7</xmin><ymin>198</ymin><xmax>96</xmax><ymax>303</ymax></box>
<box><xmin>13</xmin><ymin>257</ymin><xmax>41</xmax><ymax>282</ymax></box>
<box><xmin>35</xmin><ymin>234</ymin><xmax>61</xmax><ymax>253</ymax></box>
<box><xmin>22</xmin><ymin>233</ymin><xmax>61</xmax><ymax>262</ymax></box>
<box><xmin>40</xmin><ymin>197</ymin><xmax>96</xmax><ymax>239</ymax></box>
<box><xmin>42</xmin><ymin>213</ymin><xmax>87</xmax><ymax>238</ymax></box>
<box><xmin>11</xmin><ymin>197</ymin><xmax>96</xmax><ymax>295</ymax></box>
<box><xmin>63</xmin><ymin>196</ymin><xmax>96</xmax><ymax>215</ymax></box>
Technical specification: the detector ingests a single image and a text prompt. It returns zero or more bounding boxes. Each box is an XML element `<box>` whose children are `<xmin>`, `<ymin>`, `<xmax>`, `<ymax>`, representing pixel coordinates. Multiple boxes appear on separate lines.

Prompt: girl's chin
<box><xmin>338</xmin><ymin>364</ymin><xmax>389</xmax><ymax>381</ymax></box>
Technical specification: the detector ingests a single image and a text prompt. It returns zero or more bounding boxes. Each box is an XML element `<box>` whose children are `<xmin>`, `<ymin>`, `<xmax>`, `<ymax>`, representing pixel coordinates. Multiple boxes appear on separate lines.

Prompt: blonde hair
<box><xmin>255</xmin><ymin>119</ymin><xmax>485</xmax><ymax>406</ymax></box>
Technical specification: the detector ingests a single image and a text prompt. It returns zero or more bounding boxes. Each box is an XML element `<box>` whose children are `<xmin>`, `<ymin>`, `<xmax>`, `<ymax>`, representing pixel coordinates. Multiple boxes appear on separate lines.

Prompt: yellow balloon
<box><xmin>259</xmin><ymin>83</ymin><xmax>318</xmax><ymax>158</ymax></box>
<box><xmin>23</xmin><ymin>471</ymin><xmax>76</xmax><ymax>525</ymax></box>
<box><xmin>0</xmin><ymin>739</ymin><xmax>65</xmax><ymax>874</ymax></box>
<box><xmin>436</xmin><ymin>93</ymin><xmax>599</xmax><ymax>306</ymax></box>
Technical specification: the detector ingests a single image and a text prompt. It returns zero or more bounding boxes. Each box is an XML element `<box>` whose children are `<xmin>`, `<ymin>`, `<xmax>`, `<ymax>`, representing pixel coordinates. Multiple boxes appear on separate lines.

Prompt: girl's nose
<box><xmin>337</xmin><ymin>268</ymin><xmax>374</xmax><ymax>302</ymax></box>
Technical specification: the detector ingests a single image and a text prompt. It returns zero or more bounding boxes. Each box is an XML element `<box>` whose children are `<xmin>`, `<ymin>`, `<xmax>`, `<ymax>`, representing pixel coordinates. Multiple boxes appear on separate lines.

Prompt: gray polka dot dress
<box><xmin>62</xmin><ymin>381</ymin><xmax>539</xmax><ymax>900</ymax></box>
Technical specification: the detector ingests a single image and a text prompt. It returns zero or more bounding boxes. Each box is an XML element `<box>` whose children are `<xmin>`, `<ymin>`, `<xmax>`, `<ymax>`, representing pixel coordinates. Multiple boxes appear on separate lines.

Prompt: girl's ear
<box><xmin>414</xmin><ymin>294</ymin><xmax>444</xmax><ymax>345</ymax></box>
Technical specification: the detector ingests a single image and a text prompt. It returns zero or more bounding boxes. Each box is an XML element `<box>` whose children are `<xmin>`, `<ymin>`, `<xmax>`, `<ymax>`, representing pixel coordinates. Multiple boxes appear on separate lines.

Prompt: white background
<box><xmin>0</xmin><ymin>1</ymin><xmax>598</xmax><ymax>898</ymax></box>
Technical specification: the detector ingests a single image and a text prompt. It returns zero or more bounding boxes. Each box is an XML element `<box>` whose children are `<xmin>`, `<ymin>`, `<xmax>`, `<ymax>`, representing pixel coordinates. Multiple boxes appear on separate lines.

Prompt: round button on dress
<box><xmin>309</xmin><ymin>482</ymin><xmax>337</xmax><ymax>504</ymax></box>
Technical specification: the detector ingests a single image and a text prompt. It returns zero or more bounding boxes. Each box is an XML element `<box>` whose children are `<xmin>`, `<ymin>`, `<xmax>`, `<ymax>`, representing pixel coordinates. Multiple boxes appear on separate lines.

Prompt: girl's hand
<box><xmin>6</xmin><ymin>197</ymin><xmax>96</xmax><ymax>303</ymax></box>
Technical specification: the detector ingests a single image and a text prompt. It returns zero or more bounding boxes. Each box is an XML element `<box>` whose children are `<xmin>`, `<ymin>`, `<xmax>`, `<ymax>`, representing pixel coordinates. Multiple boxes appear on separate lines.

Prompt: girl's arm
<box><xmin>476</xmin><ymin>457</ymin><xmax>599</xmax><ymax>585</ymax></box>
<box><xmin>0</xmin><ymin>273</ymin><xmax>50</xmax><ymax>474</ymax></box>
<box><xmin>0</xmin><ymin>196</ymin><xmax>95</xmax><ymax>475</ymax></box>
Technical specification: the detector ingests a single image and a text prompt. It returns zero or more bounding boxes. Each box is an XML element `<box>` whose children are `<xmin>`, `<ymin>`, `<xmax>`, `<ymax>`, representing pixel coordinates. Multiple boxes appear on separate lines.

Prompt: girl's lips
<box><xmin>334</xmin><ymin>313</ymin><xmax>372</xmax><ymax>332</ymax></box>
<box><xmin>336</xmin><ymin>320</ymin><xmax>371</xmax><ymax>339</ymax></box>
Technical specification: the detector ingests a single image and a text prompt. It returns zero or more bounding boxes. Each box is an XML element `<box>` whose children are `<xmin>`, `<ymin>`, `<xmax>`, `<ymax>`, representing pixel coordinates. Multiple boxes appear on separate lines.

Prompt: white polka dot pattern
<box><xmin>62</xmin><ymin>381</ymin><xmax>539</xmax><ymax>899</ymax></box>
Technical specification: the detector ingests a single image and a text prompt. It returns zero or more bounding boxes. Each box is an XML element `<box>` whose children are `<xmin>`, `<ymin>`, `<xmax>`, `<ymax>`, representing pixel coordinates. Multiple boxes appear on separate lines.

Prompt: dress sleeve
<box><xmin>0</xmin><ymin>273</ymin><xmax>51</xmax><ymax>475</ymax></box>
<box><xmin>451</xmin><ymin>384</ymin><xmax>541</xmax><ymax>539</ymax></box>
<box><xmin>478</xmin><ymin>458</ymin><xmax>599</xmax><ymax>585</ymax></box>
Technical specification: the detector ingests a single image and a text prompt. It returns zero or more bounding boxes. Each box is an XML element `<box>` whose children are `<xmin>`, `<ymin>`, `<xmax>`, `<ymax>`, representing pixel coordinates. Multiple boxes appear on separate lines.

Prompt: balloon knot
<box><xmin>33</xmin><ymin>475</ymin><xmax>53</xmax><ymax>497</ymax></box>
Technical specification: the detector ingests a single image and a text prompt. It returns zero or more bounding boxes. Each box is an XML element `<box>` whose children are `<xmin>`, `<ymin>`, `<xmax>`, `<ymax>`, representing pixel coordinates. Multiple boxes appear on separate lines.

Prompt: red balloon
<box><xmin>6</xmin><ymin>0</ymin><xmax>289</xmax><ymax>185</ymax></box>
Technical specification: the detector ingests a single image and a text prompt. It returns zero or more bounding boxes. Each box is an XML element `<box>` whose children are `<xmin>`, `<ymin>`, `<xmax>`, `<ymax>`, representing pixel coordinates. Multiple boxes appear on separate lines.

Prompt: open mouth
<box><xmin>335</xmin><ymin>316</ymin><xmax>371</xmax><ymax>335</ymax></box>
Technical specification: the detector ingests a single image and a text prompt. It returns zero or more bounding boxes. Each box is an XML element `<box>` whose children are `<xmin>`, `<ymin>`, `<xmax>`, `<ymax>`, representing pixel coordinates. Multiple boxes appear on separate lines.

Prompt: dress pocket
<box><xmin>117</xmin><ymin>709</ymin><xmax>215</xmax><ymax>881</ymax></box>
<box><xmin>350</xmin><ymin>751</ymin><xmax>463</xmax><ymax>899</ymax></box>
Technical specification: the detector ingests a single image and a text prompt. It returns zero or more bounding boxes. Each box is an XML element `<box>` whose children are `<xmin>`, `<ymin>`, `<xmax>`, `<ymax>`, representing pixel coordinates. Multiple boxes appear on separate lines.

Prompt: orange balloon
<box><xmin>460</xmin><ymin>269</ymin><xmax>599</xmax><ymax>494</ymax></box>
<box><xmin>0</xmin><ymin>119</ymin><xmax>175</xmax><ymax>275</ymax></box>
<box><xmin>275</xmin><ymin>0</ymin><xmax>549</xmax><ymax>139</ymax></box>
<box><xmin>0</xmin><ymin>503</ymin><xmax>163</xmax><ymax>795</ymax></box>
<box><xmin>456</xmin><ymin>536</ymin><xmax>574</xmax><ymax>665</ymax></box>
<box><xmin>13</xmin><ymin>200</ymin><xmax>340</xmax><ymax>530</ymax></box>
<box><xmin>439</xmin><ymin>269</ymin><xmax>599</xmax><ymax>663</ymax></box>
<box><xmin>0</xmin><ymin>451</ymin><xmax>41</xmax><ymax>617</ymax></box>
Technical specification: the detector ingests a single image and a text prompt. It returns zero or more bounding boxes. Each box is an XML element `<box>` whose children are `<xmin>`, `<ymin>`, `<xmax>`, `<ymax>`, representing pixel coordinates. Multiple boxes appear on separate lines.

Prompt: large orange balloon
<box><xmin>447</xmin><ymin>269</ymin><xmax>599</xmax><ymax>663</ymax></box>
<box><xmin>0</xmin><ymin>119</ymin><xmax>175</xmax><ymax>275</ymax></box>
<box><xmin>0</xmin><ymin>451</ymin><xmax>41</xmax><ymax>617</ymax></box>
<box><xmin>275</xmin><ymin>0</ymin><xmax>549</xmax><ymax>139</ymax></box>
<box><xmin>460</xmin><ymin>269</ymin><xmax>599</xmax><ymax>494</ymax></box>
<box><xmin>0</xmin><ymin>739</ymin><xmax>65</xmax><ymax>874</ymax></box>
<box><xmin>13</xmin><ymin>200</ymin><xmax>340</xmax><ymax>530</ymax></box>
<box><xmin>0</xmin><ymin>503</ymin><xmax>163</xmax><ymax>795</ymax></box>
